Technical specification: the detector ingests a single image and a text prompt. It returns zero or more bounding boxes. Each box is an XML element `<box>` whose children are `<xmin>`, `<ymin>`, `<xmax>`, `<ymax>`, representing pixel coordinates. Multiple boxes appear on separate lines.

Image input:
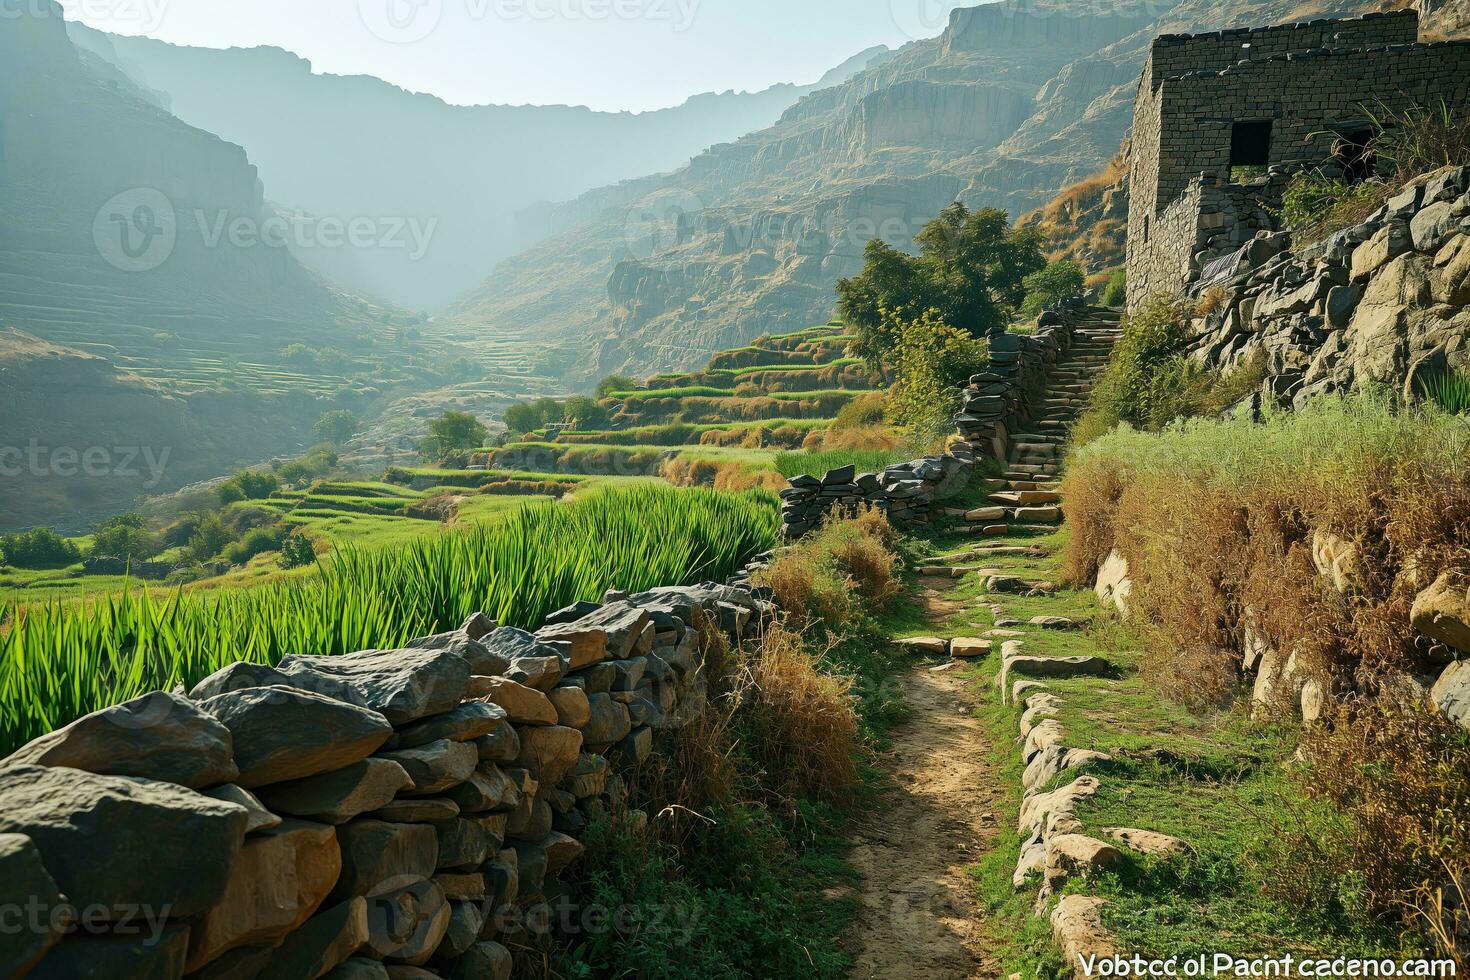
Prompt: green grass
<box><xmin>769</xmin><ymin>389</ymin><xmax>871</xmax><ymax>402</ymax></box>
<box><xmin>887</xmin><ymin>524</ymin><xmax>1409</xmax><ymax>975</ymax></box>
<box><xmin>0</xmin><ymin>485</ymin><xmax>779</xmax><ymax>755</ymax></box>
<box><xmin>614</xmin><ymin>385</ymin><xmax>737</xmax><ymax>400</ymax></box>
<box><xmin>773</xmin><ymin>449</ymin><xmax>906</xmax><ymax>480</ymax></box>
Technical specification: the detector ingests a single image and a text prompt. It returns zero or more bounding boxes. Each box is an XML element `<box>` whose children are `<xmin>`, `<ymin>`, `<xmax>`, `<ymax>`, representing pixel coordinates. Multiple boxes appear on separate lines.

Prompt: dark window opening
<box><xmin>1230</xmin><ymin>120</ymin><xmax>1273</xmax><ymax>166</ymax></box>
<box><xmin>1332</xmin><ymin>128</ymin><xmax>1375</xmax><ymax>182</ymax></box>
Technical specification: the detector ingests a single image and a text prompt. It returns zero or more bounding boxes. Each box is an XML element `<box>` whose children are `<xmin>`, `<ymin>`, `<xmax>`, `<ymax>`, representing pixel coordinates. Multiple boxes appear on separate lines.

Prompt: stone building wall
<box><xmin>1125</xmin><ymin>10</ymin><xmax>1470</xmax><ymax>306</ymax></box>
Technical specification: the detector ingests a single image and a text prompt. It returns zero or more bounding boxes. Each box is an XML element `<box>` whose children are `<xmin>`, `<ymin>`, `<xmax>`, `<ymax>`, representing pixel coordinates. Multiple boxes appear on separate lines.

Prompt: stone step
<box><xmin>1013</xmin><ymin>442</ymin><xmax>1058</xmax><ymax>455</ymax></box>
<box><xmin>991</xmin><ymin>489</ymin><xmax>1063</xmax><ymax>506</ymax></box>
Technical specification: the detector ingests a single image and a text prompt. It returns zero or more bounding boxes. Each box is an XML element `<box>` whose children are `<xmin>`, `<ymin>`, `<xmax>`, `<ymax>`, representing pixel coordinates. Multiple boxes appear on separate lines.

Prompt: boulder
<box><xmin>3</xmin><ymin>691</ymin><xmax>237</xmax><ymax>789</ymax></box>
<box><xmin>436</xmin><ymin>818</ymin><xmax>489</xmax><ymax>870</ymax></box>
<box><xmin>360</xmin><ymin>880</ymin><xmax>428</xmax><ymax>960</ymax></box>
<box><xmin>482</xmin><ymin>627</ymin><xmax>571</xmax><ymax>685</ymax></box>
<box><xmin>514</xmin><ymin>727</ymin><xmax>583</xmax><ymax>786</ymax></box>
<box><xmin>436</xmin><ymin>901</ymin><xmax>484</xmax><ymax>960</ymax></box>
<box><xmin>201</xmin><ymin>784</ymin><xmax>281</xmax><ymax>834</ymax></box>
<box><xmin>1431</xmin><ymin>660</ymin><xmax>1470</xmax><ymax>731</ymax></box>
<box><xmin>893</xmin><ymin>636</ymin><xmax>947</xmax><ymax>655</ymax></box>
<box><xmin>383</xmin><ymin>880</ymin><xmax>450</xmax><ymax>966</ymax></box>
<box><xmin>28</xmin><ymin>926</ymin><xmax>190</xmax><ymax>980</ymax></box>
<box><xmin>370</xmin><ymin>798</ymin><xmax>460</xmax><ymax>824</ymax></box>
<box><xmin>1045</xmin><ymin>834</ymin><xmax>1122</xmax><ymax>891</ymax></box>
<box><xmin>450</xmin><ymin>941</ymin><xmax>514</xmax><ymax>980</ymax></box>
<box><xmin>435</xmin><ymin>872</ymin><xmax>486</xmax><ymax>902</ymax></box>
<box><xmin>1104</xmin><ymin>827</ymin><xmax>1191</xmax><ymax>856</ymax></box>
<box><xmin>1412</xmin><ymin>571</ymin><xmax>1470</xmax><ymax>652</ymax></box>
<box><xmin>1050</xmin><ymin>895</ymin><xmax>1117</xmax><ymax>966</ymax></box>
<box><xmin>256</xmin><ymin>759</ymin><xmax>413</xmax><ymax>824</ymax></box>
<box><xmin>0</xmin><ymin>834</ymin><xmax>67</xmax><ymax>977</ymax></box>
<box><xmin>1310</xmin><ymin>529</ymin><xmax>1362</xmax><ymax>593</ymax></box>
<box><xmin>199</xmin><ymin>686</ymin><xmax>393</xmax><ymax>789</ymax></box>
<box><xmin>189</xmin><ymin>661</ymin><xmax>313</xmax><ymax>702</ymax></box>
<box><xmin>1094</xmin><ymin>549</ymin><xmax>1132</xmax><ymax>617</ymax></box>
<box><xmin>506</xmin><ymin>654</ymin><xmax>570</xmax><ymax>693</ymax></box>
<box><xmin>186</xmin><ymin>818</ymin><xmax>342</xmax><ymax>970</ymax></box>
<box><xmin>950</xmin><ymin>638</ymin><xmax>990</xmax><ymax>659</ymax></box>
<box><xmin>548</xmin><ymin>686</ymin><xmax>592</xmax><ymax>729</ymax></box>
<box><xmin>406</xmin><ymin>631</ymin><xmax>506</xmax><ymax>677</ymax></box>
<box><xmin>443</xmin><ymin>769</ymin><xmax>517</xmax><ymax>813</ymax></box>
<box><xmin>473</xmin><ymin>677</ymin><xmax>558</xmax><ymax>725</ymax></box>
<box><xmin>273</xmin><ymin>647</ymin><xmax>472</xmax><ymax>726</ymax></box>
<box><xmin>473</xmin><ymin>722</ymin><xmax>521</xmax><ymax>764</ymax></box>
<box><xmin>265</xmin><ymin>897</ymin><xmax>368</xmax><ymax>979</ymax></box>
<box><xmin>377</xmin><ymin>739</ymin><xmax>479</xmax><ymax>795</ymax></box>
<box><xmin>581</xmin><ymin>694</ymin><xmax>632</xmax><ymax>747</ymax></box>
<box><xmin>325</xmin><ymin>959</ymin><xmax>391</xmax><ymax>980</ymax></box>
<box><xmin>0</xmin><ymin>765</ymin><xmax>247</xmax><ymax>919</ymax></box>
<box><xmin>545</xmin><ymin>602</ymin><xmax>651</xmax><ymax>664</ymax></box>
<box><xmin>393</xmin><ymin>702</ymin><xmax>508</xmax><ymax>749</ymax></box>
<box><xmin>331</xmin><ymin>821</ymin><xmax>439</xmax><ymax>902</ymax></box>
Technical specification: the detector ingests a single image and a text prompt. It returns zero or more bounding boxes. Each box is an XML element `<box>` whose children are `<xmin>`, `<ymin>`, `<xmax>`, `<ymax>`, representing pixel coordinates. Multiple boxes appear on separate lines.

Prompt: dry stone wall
<box><xmin>0</xmin><ymin>582</ymin><xmax>775</xmax><ymax>980</ymax></box>
<box><xmin>777</xmin><ymin>305</ymin><xmax>1083</xmax><ymax>538</ymax></box>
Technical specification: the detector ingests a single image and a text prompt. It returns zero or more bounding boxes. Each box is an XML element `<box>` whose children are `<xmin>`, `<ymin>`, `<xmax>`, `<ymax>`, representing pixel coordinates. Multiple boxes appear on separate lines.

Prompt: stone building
<box><xmin>1125</xmin><ymin>10</ymin><xmax>1470</xmax><ymax>307</ymax></box>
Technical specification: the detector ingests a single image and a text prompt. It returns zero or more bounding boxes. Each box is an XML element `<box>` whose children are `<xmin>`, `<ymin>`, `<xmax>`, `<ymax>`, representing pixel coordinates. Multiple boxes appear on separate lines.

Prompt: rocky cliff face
<box><xmin>447</xmin><ymin>0</ymin><xmax>1391</xmax><ymax>385</ymax></box>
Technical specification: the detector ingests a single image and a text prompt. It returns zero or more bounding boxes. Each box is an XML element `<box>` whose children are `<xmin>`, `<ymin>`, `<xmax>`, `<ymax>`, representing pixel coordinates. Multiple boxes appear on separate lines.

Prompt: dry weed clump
<box><xmin>736</xmin><ymin>623</ymin><xmax>859</xmax><ymax>806</ymax></box>
<box><xmin>1062</xmin><ymin>394</ymin><xmax>1470</xmax><ymax>940</ymax></box>
<box><xmin>752</xmin><ymin>506</ymin><xmax>901</xmax><ymax>631</ymax></box>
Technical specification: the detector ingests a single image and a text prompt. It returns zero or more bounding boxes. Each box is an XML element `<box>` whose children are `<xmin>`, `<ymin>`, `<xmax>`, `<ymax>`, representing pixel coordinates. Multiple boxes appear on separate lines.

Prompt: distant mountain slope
<box><xmin>0</xmin><ymin>4</ymin><xmax>412</xmax><ymax>530</ymax></box>
<box><xmin>70</xmin><ymin>25</ymin><xmax>890</xmax><ymax>311</ymax></box>
<box><xmin>446</xmin><ymin>0</ymin><xmax>1393</xmax><ymax>385</ymax></box>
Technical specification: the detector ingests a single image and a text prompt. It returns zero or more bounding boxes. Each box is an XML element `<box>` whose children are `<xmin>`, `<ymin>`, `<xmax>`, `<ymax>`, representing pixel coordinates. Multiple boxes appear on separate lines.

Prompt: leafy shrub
<box><xmin>0</xmin><ymin>528</ymin><xmax>81</xmax><ymax>569</ymax></box>
<box><xmin>1020</xmin><ymin>260</ymin><xmax>1085</xmax><ymax>317</ymax></box>
<box><xmin>187</xmin><ymin>512</ymin><xmax>237</xmax><ymax>561</ymax></box>
<box><xmin>314</xmin><ymin>409</ymin><xmax>360</xmax><ymax>445</ymax></box>
<box><xmin>1277</xmin><ymin>169</ymin><xmax>1390</xmax><ymax>243</ymax></box>
<box><xmin>217</xmin><ymin>470</ymin><xmax>281</xmax><ymax>505</ymax></box>
<box><xmin>278</xmin><ymin>530</ymin><xmax>320</xmax><ymax>569</ymax></box>
<box><xmin>595</xmin><ymin>374</ymin><xmax>637</xmax><ymax>397</ymax></box>
<box><xmin>883</xmin><ymin>308</ymin><xmax>988</xmax><ymax>451</ymax></box>
<box><xmin>420</xmin><ymin>410</ymin><xmax>489</xmax><ymax>461</ymax></box>
<box><xmin>1101</xmin><ymin>268</ymin><xmax>1127</xmax><ymax>307</ymax></box>
<box><xmin>88</xmin><ymin>514</ymin><xmax>159</xmax><ymax>562</ymax></box>
<box><xmin>222</xmin><ymin>525</ymin><xmax>288</xmax><ymax>565</ymax></box>
<box><xmin>830</xmin><ymin>391</ymin><xmax>886</xmax><ymax>430</ymax></box>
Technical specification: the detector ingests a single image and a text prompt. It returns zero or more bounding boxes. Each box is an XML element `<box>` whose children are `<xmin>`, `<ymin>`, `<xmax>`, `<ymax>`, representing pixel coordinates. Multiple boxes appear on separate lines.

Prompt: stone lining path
<box><xmin>847</xmin><ymin>309</ymin><xmax>1123</xmax><ymax>979</ymax></box>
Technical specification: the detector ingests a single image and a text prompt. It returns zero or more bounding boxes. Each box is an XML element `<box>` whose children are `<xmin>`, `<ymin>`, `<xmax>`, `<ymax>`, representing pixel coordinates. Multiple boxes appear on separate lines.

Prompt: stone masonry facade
<box><xmin>1126</xmin><ymin>10</ymin><xmax>1470</xmax><ymax>306</ymax></box>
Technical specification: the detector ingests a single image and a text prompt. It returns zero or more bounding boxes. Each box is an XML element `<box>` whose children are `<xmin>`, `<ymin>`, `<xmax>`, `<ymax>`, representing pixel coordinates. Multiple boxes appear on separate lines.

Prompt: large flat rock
<box><xmin>3</xmin><ymin>691</ymin><xmax>237</xmax><ymax>789</ymax></box>
<box><xmin>199</xmin><ymin>686</ymin><xmax>393</xmax><ymax>789</ymax></box>
<box><xmin>0</xmin><ymin>765</ymin><xmax>248</xmax><ymax>919</ymax></box>
<box><xmin>0</xmin><ymin>834</ymin><xmax>67</xmax><ymax>977</ymax></box>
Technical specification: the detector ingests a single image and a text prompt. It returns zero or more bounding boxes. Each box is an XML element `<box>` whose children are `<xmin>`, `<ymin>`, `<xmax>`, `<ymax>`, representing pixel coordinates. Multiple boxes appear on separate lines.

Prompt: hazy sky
<box><xmin>60</xmin><ymin>0</ymin><xmax>976</xmax><ymax>113</ymax></box>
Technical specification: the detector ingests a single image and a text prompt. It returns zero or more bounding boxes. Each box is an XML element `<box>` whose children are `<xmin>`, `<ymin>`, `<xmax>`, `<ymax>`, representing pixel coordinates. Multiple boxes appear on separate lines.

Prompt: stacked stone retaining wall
<box><xmin>0</xmin><ymin>582</ymin><xmax>775</xmax><ymax>979</ymax></box>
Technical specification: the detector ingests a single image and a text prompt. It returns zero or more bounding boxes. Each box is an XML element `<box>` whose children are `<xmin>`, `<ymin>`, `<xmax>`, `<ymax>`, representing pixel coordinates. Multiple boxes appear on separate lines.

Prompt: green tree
<box><xmin>88</xmin><ymin>514</ymin><xmax>159</xmax><ymax>562</ymax></box>
<box><xmin>217</xmin><ymin>470</ymin><xmax>280</xmax><ymax>505</ymax></box>
<box><xmin>563</xmin><ymin>396</ymin><xmax>609</xmax><ymax>429</ymax></box>
<box><xmin>596</xmin><ymin>374</ymin><xmax>638</xmax><ymax>398</ymax></box>
<box><xmin>314</xmin><ymin>410</ymin><xmax>360</xmax><ymax>446</ymax></box>
<box><xmin>279</xmin><ymin>529</ymin><xmax>320</xmax><ymax>569</ymax></box>
<box><xmin>0</xmin><ymin>528</ymin><xmax>81</xmax><ymax>569</ymax></box>
<box><xmin>1020</xmin><ymin>260</ymin><xmax>1086</xmax><ymax>317</ymax></box>
<box><xmin>187</xmin><ymin>513</ymin><xmax>236</xmax><ymax>562</ymax></box>
<box><xmin>421</xmin><ymin>411</ymin><xmax>489</xmax><ymax>461</ymax></box>
<box><xmin>884</xmin><ymin>308</ymin><xmax>990</xmax><ymax>450</ymax></box>
<box><xmin>501</xmin><ymin>398</ymin><xmax>563</xmax><ymax>437</ymax></box>
<box><xmin>837</xmin><ymin>203</ymin><xmax>1044</xmax><ymax>370</ymax></box>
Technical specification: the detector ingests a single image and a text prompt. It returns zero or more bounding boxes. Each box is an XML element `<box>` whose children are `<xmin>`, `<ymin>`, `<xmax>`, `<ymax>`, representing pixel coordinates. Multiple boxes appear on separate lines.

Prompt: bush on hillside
<box><xmin>1072</xmin><ymin>296</ymin><xmax>1265</xmax><ymax>444</ymax></box>
<box><xmin>595</xmin><ymin>374</ymin><xmax>637</xmax><ymax>397</ymax></box>
<box><xmin>0</xmin><ymin>527</ymin><xmax>81</xmax><ymax>569</ymax></box>
<box><xmin>420</xmin><ymin>410</ymin><xmax>489</xmax><ymax>461</ymax></box>
<box><xmin>1100</xmin><ymin>268</ymin><xmax>1127</xmax><ymax>307</ymax></box>
<box><xmin>837</xmin><ymin>203</ymin><xmax>1044</xmax><ymax>370</ymax></box>
<box><xmin>1366</xmin><ymin>98</ymin><xmax>1470</xmax><ymax>184</ymax></box>
<box><xmin>217</xmin><ymin>469</ymin><xmax>281</xmax><ymax>505</ymax></box>
<box><xmin>1020</xmin><ymin>260</ymin><xmax>1085</xmax><ymax>318</ymax></box>
<box><xmin>1277</xmin><ymin>169</ymin><xmax>1390</xmax><ymax>244</ymax></box>
<box><xmin>88</xmin><ymin>514</ymin><xmax>159</xmax><ymax>562</ymax></box>
<box><xmin>1060</xmin><ymin>395</ymin><xmax>1470</xmax><ymax>955</ymax></box>
<box><xmin>883</xmin><ymin>308</ymin><xmax>989</xmax><ymax>451</ymax></box>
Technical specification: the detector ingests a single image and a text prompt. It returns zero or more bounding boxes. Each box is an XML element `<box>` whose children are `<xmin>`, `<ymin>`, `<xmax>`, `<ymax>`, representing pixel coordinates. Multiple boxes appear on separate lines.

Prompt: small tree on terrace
<box><xmin>837</xmin><ymin>203</ymin><xmax>1045</xmax><ymax>372</ymax></box>
<box><xmin>420</xmin><ymin>411</ymin><xmax>488</xmax><ymax>462</ymax></box>
<box><xmin>314</xmin><ymin>410</ymin><xmax>360</xmax><ymax>446</ymax></box>
<box><xmin>885</xmin><ymin>307</ymin><xmax>990</xmax><ymax>451</ymax></box>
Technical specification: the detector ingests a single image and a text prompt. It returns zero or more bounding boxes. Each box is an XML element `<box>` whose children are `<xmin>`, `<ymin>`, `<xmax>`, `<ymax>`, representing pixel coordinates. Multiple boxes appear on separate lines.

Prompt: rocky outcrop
<box><xmin>1181</xmin><ymin>165</ymin><xmax>1470</xmax><ymax>407</ymax></box>
<box><xmin>0</xmin><ymin>582</ymin><xmax>776</xmax><ymax>978</ymax></box>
